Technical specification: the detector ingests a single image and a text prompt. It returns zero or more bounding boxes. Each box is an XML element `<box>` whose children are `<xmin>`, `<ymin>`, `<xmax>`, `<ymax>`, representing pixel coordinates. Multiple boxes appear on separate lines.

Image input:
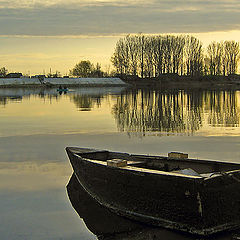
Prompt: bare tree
<box><xmin>143</xmin><ymin>36</ymin><xmax>155</xmax><ymax>77</ymax></box>
<box><xmin>111</xmin><ymin>38</ymin><xmax>129</xmax><ymax>75</ymax></box>
<box><xmin>137</xmin><ymin>33</ymin><xmax>145</xmax><ymax>78</ymax></box>
<box><xmin>185</xmin><ymin>36</ymin><xmax>203</xmax><ymax>76</ymax></box>
<box><xmin>207</xmin><ymin>41</ymin><xmax>223</xmax><ymax>75</ymax></box>
<box><xmin>171</xmin><ymin>35</ymin><xmax>185</xmax><ymax>75</ymax></box>
<box><xmin>224</xmin><ymin>41</ymin><xmax>240</xmax><ymax>75</ymax></box>
<box><xmin>154</xmin><ymin>36</ymin><xmax>165</xmax><ymax>76</ymax></box>
<box><xmin>111</xmin><ymin>34</ymin><xmax>240</xmax><ymax>78</ymax></box>
<box><xmin>125</xmin><ymin>35</ymin><xmax>139</xmax><ymax>76</ymax></box>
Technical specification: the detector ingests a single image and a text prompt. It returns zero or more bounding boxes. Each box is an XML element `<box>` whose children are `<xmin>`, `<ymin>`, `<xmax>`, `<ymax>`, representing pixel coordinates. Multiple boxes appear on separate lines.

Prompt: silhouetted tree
<box><xmin>0</xmin><ymin>67</ymin><xmax>8</xmax><ymax>78</ymax></box>
<box><xmin>171</xmin><ymin>35</ymin><xmax>185</xmax><ymax>75</ymax></box>
<box><xmin>126</xmin><ymin>35</ymin><xmax>138</xmax><ymax>75</ymax></box>
<box><xmin>111</xmin><ymin>38</ymin><xmax>129</xmax><ymax>75</ymax></box>
<box><xmin>112</xmin><ymin>34</ymin><xmax>205</xmax><ymax>78</ymax></box>
<box><xmin>224</xmin><ymin>41</ymin><xmax>240</xmax><ymax>75</ymax></box>
<box><xmin>185</xmin><ymin>36</ymin><xmax>204</xmax><ymax>76</ymax></box>
<box><xmin>112</xmin><ymin>34</ymin><xmax>240</xmax><ymax>78</ymax></box>
<box><xmin>70</xmin><ymin>60</ymin><xmax>93</xmax><ymax>77</ymax></box>
<box><xmin>70</xmin><ymin>61</ymin><xmax>105</xmax><ymax>78</ymax></box>
<box><xmin>91</xmin><ymin>63</ymin><xmax>104</xmax><ymax>77</ymax></box>
<box><xmin>138</xmin><ymin>33</ymin><xmax>145</xmax><ymax>78</ymax></box>
<box><xmin>207</xmin><ymin>41</ymin><xmax>223</xmax><ymax>75</ymax></box>
<box><xmin>152</xmin><ymin>36</ymin><xmax>165</xmax><ymax>76</ymax></box>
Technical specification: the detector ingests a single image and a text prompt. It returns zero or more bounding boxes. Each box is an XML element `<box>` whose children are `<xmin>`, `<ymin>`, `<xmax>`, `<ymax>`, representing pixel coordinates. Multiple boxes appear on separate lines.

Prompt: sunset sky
<box><xmin>1</xmin><ymin>0</ymin><xmax>240</xmax><ymax>75</ymax></box>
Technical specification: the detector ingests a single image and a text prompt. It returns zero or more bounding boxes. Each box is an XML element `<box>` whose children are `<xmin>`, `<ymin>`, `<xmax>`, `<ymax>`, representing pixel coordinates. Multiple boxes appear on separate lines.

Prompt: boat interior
<box><xmin>69</xmin><ymin>148</ymin><xmax>240</xmax><ymax>178</ymax></box>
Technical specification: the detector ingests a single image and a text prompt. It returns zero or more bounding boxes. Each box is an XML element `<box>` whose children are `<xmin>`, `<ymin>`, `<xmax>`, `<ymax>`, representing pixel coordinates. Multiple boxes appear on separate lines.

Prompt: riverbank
<box><xmin>121</xmin><ymin>74</ymin><xmax>240</xmax><ymax>89</ymax></box>
<box><xmin>1</xmin><ymin>75</ymin><xmax>240</xmax><ymax>90</ymax></box>
<box><xmin>0</xmin><ymin>77</ymin><xmax>127</xmax><ymax>88</ymax></box>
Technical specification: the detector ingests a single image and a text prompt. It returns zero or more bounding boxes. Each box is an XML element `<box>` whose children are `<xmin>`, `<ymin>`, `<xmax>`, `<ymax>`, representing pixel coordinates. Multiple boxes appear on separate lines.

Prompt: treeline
<box><xmin>0</xmin><ymin>61</ymin><xmax>110</xmax><ymax>78</ymax></box>
<box><xmin>111</xmin><ymin>34</ymin><xmax>240</xmax><ymax>78</ymax></box>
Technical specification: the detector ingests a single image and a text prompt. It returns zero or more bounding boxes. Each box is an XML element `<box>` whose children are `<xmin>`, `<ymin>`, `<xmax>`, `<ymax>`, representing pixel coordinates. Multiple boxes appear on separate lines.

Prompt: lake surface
<box><xmin>0</xmin><ymin>87</ymin><xmax>240</xmax><ymax>240</ymax></box>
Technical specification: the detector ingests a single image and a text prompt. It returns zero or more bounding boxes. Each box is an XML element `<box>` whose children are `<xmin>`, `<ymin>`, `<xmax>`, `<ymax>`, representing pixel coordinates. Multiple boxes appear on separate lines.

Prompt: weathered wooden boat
<box><xmin>66</xmin><ymin>147</ymin><xmax>240</xmax><ymax>236</ymax></box>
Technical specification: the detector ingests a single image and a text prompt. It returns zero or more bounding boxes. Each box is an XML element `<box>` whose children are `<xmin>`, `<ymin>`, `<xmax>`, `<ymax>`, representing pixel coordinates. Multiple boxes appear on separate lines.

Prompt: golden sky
<box><xmin>0</xmin><ymin>0</ymin><xmax>240</xmax><ymax>75</ymax></box>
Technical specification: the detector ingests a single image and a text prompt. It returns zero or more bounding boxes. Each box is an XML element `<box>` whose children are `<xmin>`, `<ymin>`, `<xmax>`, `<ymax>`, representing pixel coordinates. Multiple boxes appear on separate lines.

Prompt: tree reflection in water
<box><xmin>0</xmin><ymin>97</ymin><xmax>8</xmax><ymax>106</ymax></box>
<box><xmin>0</xmin><ymin>88</ymin><xmax>239</xmax><ymax>135</ymax></box>
<box><xmin>70</xmin><ymin>95</ymin><xmax>103</xmax><ymax>111</ymax></box>
<box><xmin>205</xmin><ymin>91</ymin><xmax>239</xmax><ymax>127</ymax></box>
<box><xmin>112</xmin><ymin>89</ymin><xmax>240</xmax><ymax>136</ymax></box>
<box><xmin>0</xmin><ymin>96</ymin><xmax>23</xmax><ymax>106</ymax></box>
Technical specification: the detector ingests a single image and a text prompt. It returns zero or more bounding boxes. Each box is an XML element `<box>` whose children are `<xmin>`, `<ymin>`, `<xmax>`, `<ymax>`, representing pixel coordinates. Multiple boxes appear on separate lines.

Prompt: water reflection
<box><xmin>0</xmin><ymin>87</ymin><xmax>126</xmax><ymax>106</ymax></box>
<box><xmin>0</xmin><ymin>96</ymin><xmax>22</xmax><ymax>105</ymax></box>
<box><xmin>0</xmin><ymin>87</ymin><xmax>239</xmax><ymax>136</ymax></box>
<box><xmin>1</xmin><ymin>86</ymin><xmax>240</xmax><ymax>239</ymax></box>
<box><xmin>67</xmin><ymin>174</ymin><xmax>144</xmax><ymax>237</ymax></box>
<box><xmin>67</xmin><ymin>174</ymin><xmax>240</xmax><ymax>240</ymax></box>
<box><xmin>70</xmin><ymin>95</ymin><xmax>102</xmax><ymax>111</ymax></box>
<box><xmin>205</xmin><ymin>91</ymin><xmax>239</xmax><ymax>127</ymax></box>
<box><xmin>112</xmin><ymin>89</ymin><xmax>240</xmax><ymax>135</ymax></box>
<box><xmin>0</xmin><ymin>88</ymin><xmax>63</xmax><ymax>105</ymax></box>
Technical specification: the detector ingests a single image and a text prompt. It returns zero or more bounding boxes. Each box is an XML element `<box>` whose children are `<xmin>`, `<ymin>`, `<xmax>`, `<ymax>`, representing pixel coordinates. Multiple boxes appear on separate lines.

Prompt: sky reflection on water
<box><xmin>1</xmin><ymin>88</ymin><xmax>240</xmax><ymax>137</ymax></box>
<box><xmin>0</xmin><ymin>87</ymin><xmax>240</xmax><ymax>240</ymax></box>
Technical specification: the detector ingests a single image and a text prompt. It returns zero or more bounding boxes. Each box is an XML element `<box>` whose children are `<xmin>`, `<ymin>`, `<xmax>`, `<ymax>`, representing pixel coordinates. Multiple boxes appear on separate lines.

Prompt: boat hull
<box><xmin>66</xmin><ymin>147</ymin><xmax>240</xmax><ymax>236</ymax></box>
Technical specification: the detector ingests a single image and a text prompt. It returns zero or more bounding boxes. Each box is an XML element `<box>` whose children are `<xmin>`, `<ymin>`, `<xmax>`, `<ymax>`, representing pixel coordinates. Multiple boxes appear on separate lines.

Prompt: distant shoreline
<box><xmin>0</xmin><ymin>83</ymin><xmax>127</xmax><ymax>88</ymax></box>
<box><xmin>120</xmin><ymin>74</ymin><xmax>240</xmax><ymax>90</ymax></box>
<box><xmin>1</xmin><ymin>75</ymin><xmax>240</xmax><ymax>90</ymax></box>
<box><xmin>0</xmin><ymin>77</ymin><xmax>127</xmax><ymax>88</ymax></box>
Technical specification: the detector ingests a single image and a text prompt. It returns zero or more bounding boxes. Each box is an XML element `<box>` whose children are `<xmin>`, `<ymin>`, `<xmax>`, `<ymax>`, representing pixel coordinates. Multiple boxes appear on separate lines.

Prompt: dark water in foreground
<box><xmin>0</xmin><ymin>87</ymin><xmax>240</xmax><ymax>240</ymax></box>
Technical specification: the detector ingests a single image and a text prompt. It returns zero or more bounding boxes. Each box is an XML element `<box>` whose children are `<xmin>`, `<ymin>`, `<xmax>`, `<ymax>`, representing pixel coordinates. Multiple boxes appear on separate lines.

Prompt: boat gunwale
<box><xmin>131</xmin><ymin>154</ymin><xmax>240</xmax><ymax>167</ymax></box>
<box><xmin>68</xmin><ymin>147</ymin><xmax>240</xmax><ymax>167</ymax></box>
<box><xmin>70</xmin><ymin>148</ymin><xmax>240</xmax><ymax>180</ymax></box>
<box><xmin>74</xmin><ymin>153</ymin><xmax>204</xmax><ymax>179</ymax></box>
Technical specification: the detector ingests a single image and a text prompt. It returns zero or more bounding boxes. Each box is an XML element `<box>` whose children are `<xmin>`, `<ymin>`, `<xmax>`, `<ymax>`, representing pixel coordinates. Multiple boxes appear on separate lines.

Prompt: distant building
<box><xmin>5</xmin><ymin>73</ymin><xmax>23</xmax><ymax>78</ymax></box>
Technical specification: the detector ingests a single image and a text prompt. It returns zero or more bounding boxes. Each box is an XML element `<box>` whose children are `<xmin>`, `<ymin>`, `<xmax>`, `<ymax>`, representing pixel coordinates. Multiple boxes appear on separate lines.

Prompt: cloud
<box><xmin>0</xmin><ymin>0</ymin><xmax>239</xmax><ymax>36</ymax></box>
<box><xmin>0</xmin><ymin>0</ymin><xmax>152</xmax><ymax>9</ymax></box>
<box><xmin>0</xmin><ymin>0</ymin><xmax>238</xmax><ymax>10</ymax></box>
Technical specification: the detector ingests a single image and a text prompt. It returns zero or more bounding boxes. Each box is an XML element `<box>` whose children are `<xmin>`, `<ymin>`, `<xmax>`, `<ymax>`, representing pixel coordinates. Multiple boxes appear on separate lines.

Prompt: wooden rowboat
<box><xmin>66</xmin><ymin>147</ymin><xmax>240</xmax><ymax>236</ymax></box>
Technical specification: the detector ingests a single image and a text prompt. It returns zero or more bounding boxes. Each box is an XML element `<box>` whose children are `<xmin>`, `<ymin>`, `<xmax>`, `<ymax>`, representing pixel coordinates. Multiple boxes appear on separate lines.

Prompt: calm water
<box><xmin>0</xmin><ymin>87</ymin><xmax>240</xmax><ymax>240</ymax></box>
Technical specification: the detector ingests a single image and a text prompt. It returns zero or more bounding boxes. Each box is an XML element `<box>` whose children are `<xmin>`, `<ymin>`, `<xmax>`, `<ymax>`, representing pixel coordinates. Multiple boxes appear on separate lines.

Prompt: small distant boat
<box><xmin>66</xmin><ymin>147</ymin><xmax>240</xmax><ymax>236</ymax></box>
<box><xmin>57</xmin><ymin>88</ymin><xmax>68</xmax><ymax>92</ymax></box>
